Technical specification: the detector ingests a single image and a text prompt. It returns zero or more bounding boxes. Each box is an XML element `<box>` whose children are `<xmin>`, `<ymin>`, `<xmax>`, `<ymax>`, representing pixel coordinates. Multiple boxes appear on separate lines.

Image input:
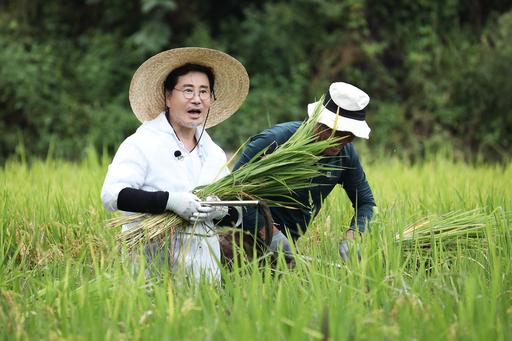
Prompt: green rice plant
<box><xmin>2</xmin><ymin>151</ymin><xmax>512</xmax><ymax>340</ymax></box>
<box><xmin>109</xmin><ymin>101</ymin><xmax>344</xmax><ymax>251</ymax></box>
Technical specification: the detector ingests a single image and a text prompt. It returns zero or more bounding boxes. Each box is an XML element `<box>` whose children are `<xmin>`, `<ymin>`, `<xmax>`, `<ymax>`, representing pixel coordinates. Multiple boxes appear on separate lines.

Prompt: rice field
<box><xmin>1</xmin><ymin>151</ymin><xmax>511</xmax><ymax>340</ymax></box>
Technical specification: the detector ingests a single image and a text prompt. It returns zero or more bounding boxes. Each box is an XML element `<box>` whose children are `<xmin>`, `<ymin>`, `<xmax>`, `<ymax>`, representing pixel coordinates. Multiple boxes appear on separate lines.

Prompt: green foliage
<box><xmin>446</xmin><ymin>12</ymin><xmax>512</xmax><ymax>160</ymax></box>
<box><xmin>131</xmin><ymin>0</ymin><xmax>175</xmax><ymax>54</ymax></box>
<box><xmin>1</xmin><ymin>0</ymin><xmax>512</xmax><ymax>161</ymax></box>
<box><xmin>0</xmin><ymin>16</ymin><xmax>140</xmax><ymax>160</ymax></box>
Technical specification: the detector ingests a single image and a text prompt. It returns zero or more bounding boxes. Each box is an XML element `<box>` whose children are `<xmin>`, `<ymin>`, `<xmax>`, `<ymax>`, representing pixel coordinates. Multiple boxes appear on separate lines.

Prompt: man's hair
<box><xmin>313</xmin><ymin>122</ymin><xmax>354</xmax><ymax>141</ymax></box>
<box><xmin>163</xmin><ymin>63</ymin><xmax>215</xmax><ymax>95</ymax></box>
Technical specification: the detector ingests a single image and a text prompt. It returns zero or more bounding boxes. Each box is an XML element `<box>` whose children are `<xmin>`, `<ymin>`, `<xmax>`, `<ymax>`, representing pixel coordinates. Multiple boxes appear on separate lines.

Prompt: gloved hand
<box><xmin>269</xmin><ymin>230</ymin><xmax>292</xmax><ymax>255</ymax></box>
<box><xmin>190</xmin><ymin>195</ymin><xmax>228</xmax><ymax>222</ymax></box>
<box><xmin>166</xmin><ymin>192</ymin><xmax>204</xmax><ymax>221</ymax></box>
<box><xmin>339</xmin><ymin>239</ymin><xmax>361</xmax><ymax>262</ymax></box>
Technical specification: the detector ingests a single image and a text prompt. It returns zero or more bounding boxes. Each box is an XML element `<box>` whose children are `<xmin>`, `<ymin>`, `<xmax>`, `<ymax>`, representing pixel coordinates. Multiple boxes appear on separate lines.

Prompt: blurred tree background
<box><xmin>1</xmin><ymin>0</ymin><xmax>511</xmax><ymax>163</ymax></box>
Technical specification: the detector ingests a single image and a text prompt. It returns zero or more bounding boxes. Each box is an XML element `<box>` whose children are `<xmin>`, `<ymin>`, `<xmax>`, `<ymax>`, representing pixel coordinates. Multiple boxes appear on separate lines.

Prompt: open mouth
<box><xmin>187</xmin><ymin>109</ymin><xmax>202</xmax><ymax>117</ymax></box>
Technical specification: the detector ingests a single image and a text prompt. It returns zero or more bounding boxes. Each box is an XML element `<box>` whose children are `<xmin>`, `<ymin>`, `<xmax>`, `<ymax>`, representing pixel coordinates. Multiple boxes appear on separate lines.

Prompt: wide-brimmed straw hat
<box><xmin>129</xmin><ymin>47</ymin><xmax>249</xmax><ymax>128</ymax></box>
<box><xmin>307</xmin><ymin>82</ymin><xmax>371</xmax><ymax>139</ymax></box>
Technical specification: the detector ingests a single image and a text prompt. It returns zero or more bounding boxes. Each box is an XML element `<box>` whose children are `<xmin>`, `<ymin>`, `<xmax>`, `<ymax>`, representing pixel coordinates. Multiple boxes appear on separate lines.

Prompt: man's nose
<box><xmin>191</xmin><ymin>92</ymin><xmax>201</xmax><ymax>103</ymax></box>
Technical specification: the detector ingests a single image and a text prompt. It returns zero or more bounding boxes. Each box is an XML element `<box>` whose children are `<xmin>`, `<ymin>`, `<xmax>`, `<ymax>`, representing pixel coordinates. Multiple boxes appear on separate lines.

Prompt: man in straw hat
<box><xmin>101</xmin><ymin>47</ymin><xmax>249</xmax><ymax>280</ymax></box>
<box><xmin>233</xmin><ymin>82</ymin><xmax>376</xmax><ymax>262</ymax></box>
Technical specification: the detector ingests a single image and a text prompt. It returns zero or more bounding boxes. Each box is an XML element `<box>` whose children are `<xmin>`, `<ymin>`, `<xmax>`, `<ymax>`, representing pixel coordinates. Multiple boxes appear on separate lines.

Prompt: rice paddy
<box><xmin>1</xmin><ymin>151</ymin><xmax>511</xmax><ymax>340</ymax></box>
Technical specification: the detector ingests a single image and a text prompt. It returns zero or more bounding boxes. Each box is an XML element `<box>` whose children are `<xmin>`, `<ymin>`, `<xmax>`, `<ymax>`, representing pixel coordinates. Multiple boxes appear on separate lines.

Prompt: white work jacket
<box><xmin>101</xmin><ymin>112</ymin><xmax>229</xmax><ymax>281</ymax></box>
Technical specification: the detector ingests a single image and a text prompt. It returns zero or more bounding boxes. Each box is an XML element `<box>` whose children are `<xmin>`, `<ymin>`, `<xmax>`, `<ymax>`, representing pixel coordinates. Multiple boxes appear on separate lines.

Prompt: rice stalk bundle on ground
<box><xmin>108</xmin><ymin>101</ymin><xmax>343</xmax><ymax>251</ymax></box>
<box><xmin>396</xmin><ymin>208</ymin><xmax>492</xmax><ymax>255</ymax></box>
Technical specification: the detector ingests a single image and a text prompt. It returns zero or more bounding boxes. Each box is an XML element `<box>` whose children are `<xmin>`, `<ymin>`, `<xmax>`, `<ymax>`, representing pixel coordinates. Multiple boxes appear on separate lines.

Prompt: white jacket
<box><xmin>101</xmin><ymin>112</ymin><xmax>229</xmax><ymax>281</ymax></box>
<box><xmin>101</xmin><ymin>112</ymin><xmax>228</xmax><ymax>210</ymax></box>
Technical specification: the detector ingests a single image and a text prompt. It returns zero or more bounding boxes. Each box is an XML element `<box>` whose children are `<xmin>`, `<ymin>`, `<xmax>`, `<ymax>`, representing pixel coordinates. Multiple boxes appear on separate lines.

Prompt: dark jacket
<box><xmin>234</xmin><ymin>121</ymin><xmax>376</xmax><ymax>241</ymax></box>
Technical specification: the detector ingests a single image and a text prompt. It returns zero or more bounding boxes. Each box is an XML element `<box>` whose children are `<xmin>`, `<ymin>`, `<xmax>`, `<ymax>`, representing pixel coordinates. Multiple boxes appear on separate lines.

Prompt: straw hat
<box><xmin>307</xmin><ymin>82</ymin><xmax>371</xmax><ymax>139</ymax></box>
<box><xmin>129</xmin><ymin>47</ymin><xmax>249</xmax><ymax>128</ymax></box>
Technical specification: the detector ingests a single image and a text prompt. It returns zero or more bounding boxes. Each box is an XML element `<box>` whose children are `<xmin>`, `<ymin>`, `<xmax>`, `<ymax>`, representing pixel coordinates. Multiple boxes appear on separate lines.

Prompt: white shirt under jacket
<box><xmin>101</xmin><ymin>112</ymin><xmax>229</xmax><ymax>281</ymax></box>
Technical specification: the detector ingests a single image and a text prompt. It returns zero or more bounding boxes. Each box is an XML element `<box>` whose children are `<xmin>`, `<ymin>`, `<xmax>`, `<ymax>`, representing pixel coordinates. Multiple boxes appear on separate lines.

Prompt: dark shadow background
<box><xmin>1</xmin><ymin>0</ymin><xmax>511</xmax><ymax>163</ymax></box>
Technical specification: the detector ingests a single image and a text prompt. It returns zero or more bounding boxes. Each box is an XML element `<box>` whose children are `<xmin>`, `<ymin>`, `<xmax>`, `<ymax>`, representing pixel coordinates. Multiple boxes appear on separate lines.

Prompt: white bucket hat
<box><xmin>129</xmin><ymin>47</ymin><xmax>249</xmax><ymax>128</ymax></box>
<box><xmin>307</xmin><ymin>82</ymin><xmax>371</xmax><ymax>139</ymax></box>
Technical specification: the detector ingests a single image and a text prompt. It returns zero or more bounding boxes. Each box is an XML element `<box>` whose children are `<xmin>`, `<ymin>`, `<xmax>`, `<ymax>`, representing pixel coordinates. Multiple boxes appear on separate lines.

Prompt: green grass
<box><xmin>1</xmin><ymin>152</ymin><xmax>511</xmax><ymax>340</ymax></box>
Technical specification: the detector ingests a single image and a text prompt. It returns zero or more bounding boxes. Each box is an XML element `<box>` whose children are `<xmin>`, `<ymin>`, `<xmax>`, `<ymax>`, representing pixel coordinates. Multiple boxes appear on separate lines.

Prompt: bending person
<box><xmin>234</xmin><ymin>82</ymin><xmax>376</xmax><ymax>262</ymax></box>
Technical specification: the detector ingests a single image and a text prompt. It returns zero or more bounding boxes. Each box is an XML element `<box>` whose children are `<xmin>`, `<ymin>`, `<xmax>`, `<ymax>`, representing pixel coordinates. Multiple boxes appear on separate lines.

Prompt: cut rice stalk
<box><xmin>108</xmin><ymin>99</ymin><xmax>343</xmax><ymax>251</ymax></box>
<box><xmin>397</xmin><ymin>208</ymin><xmax>490</xmax><ymax>253</ymax></box>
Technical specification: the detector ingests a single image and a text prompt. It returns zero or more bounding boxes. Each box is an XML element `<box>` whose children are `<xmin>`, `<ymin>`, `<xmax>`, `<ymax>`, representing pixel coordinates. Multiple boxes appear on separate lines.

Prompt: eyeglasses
<box><xmin>173</xmin><ymin>88</ymin><xmax>212</xmax><ymax>101</ymax></box>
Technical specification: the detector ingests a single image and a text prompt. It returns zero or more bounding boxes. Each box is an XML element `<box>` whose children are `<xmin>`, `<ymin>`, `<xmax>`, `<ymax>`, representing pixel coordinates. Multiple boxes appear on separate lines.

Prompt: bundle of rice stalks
<box><xmin>108</xmin><ymin>101</ymin><xmax>344</xmax><ymax>251</ymax></box>
<box><xmin>108</xmin><ymin>213</ymin><xmax>181</xmax><ymax>249</ymax></box>
<box><xmin>396</xmin><ymin>208</ymin><xmax>491</xmax><ymax>255</ymax></box>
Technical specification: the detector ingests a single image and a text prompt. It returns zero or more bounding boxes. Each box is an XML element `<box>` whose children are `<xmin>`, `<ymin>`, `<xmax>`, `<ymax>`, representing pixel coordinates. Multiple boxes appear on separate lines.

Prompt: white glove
<box><xmin>166</xmin><ymin>192</ymin><xmax>204</xmax><ymax>221</ymax></box>
<box><xmin>190</xmin><ymin>195</ymin><xmax>228</xmax><ymax>222</ymax></box>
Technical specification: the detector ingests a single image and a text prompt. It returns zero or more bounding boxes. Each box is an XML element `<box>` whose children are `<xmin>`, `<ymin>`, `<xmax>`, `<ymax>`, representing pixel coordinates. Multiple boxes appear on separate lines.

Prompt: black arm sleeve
<box><xmin>117</xmin><ymin>187</ymin><xmax>169</xmax><ymax>214</ymax></box>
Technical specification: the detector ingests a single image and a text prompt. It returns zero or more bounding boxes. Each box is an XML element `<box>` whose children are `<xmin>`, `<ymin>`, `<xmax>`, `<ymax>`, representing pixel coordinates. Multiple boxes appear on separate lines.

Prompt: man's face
<box><xmin>313</xmin><ymin>123</ymin><xmax>355</xmax><ymax>156</ymax></box>
<box><xmin>166</xmin><ymin>71</ymin><xmax>212</xmax><ymax>129</ymax></box>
